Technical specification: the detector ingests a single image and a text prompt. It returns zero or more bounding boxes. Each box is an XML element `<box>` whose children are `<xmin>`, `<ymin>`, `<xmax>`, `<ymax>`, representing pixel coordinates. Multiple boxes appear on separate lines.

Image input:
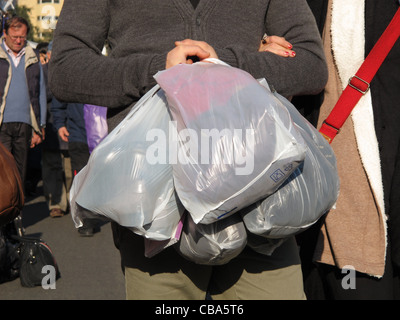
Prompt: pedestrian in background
<box><xmin>0</xmin><ymin>16</ymin><xmax>46</xmax><ymax>190</ymax></box>
<box><xmin>51</xmin><ymin>98</ymin><xmax>95</xmax><ymax>236</ymax></box>
<box><xmin>39</xmin><ymin>41</ymin><xmax>69</xmax><ymax>218</ymax></box>
<box><xmin>0</xmin><ymin>16</ymin><xmax>47</xmax><ymax>234</ymax></box>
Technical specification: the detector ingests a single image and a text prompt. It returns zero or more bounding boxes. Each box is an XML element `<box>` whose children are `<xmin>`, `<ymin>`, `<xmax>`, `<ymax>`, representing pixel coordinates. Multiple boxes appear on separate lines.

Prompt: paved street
<box><xmin>0</xmin><ymin>182</ymin><xmax>126</xmax><ymax>300</ymax></box>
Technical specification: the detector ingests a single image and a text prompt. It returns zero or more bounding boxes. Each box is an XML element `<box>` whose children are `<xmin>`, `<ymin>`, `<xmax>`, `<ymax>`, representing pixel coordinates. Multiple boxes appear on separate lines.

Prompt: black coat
<box><xmin>296</xmin><ymin>0</ymin><xmax>400</xmax><ymax>267</ymax></box>
<box><xmin>291</xmin><ymin>0</ymin><xmax>328</xmax><ymax>127</ymax></box>
<box><xmin>375</xmin><ymin>1</ymin><xmax>400</xmax><ymax>268</ymax></box>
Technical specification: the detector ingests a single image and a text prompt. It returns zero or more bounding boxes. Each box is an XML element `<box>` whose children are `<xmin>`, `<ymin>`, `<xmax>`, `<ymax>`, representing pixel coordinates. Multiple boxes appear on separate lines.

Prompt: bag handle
<box><xmin>319</xmin><ymin>7</ymin><xmax>400</xmax><ymax>143</ymax></box>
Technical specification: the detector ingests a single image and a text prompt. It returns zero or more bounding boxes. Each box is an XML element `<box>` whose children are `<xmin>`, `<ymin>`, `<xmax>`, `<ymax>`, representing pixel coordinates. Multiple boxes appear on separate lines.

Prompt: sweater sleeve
<box><xmin>50</xmin><ymin>97</ymin><xmax>67</xmax><ymax>131</ymax></box>
<box><xmin>48</xmin><ymin>0</ymin><xmax>165</xmax><ymax>109</ymax></box>
<box><xmin>49</xmin><ymin>0</ymin><xmax>327</xmax><ymax>106</ymax></box>
<box><xmin>216</xmin><ymin>0</ymin><xmax>328</xmax><ymax>98</ymax></box>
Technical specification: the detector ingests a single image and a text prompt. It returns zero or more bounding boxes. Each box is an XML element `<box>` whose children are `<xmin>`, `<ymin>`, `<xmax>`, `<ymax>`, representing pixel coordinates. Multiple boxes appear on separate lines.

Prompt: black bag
<box><xmin>0</xmin><ymin>228</ymin><xmax>19</xmax><ymax>284</ymax></box>
<box><xmin>12</xmin><ymin>235</ymin><xmax>60</xmax><ymax>287</ymax></box>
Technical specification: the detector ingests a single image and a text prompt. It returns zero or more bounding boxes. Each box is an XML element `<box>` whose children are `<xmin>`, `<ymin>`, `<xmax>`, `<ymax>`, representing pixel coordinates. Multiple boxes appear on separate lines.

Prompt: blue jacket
<box><xmin>51</xmin><ymin>97</ymin><xmax>87</xmax><ymax>144</ymax></box>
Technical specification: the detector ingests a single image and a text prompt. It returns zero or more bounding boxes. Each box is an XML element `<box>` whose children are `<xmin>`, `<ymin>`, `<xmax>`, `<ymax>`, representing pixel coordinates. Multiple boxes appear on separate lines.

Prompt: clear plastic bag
<box><xmin>143</xmin><ymin>212</ymin><xmax>186</xmax><ymax>258</ymax></box>
<box><xmin>241</xmin><ymin>80</ymin><xmax>340</xmax><ymax>239</ymax></box>
<box><xmin>155</xmin><ymin>60</ymin><xmax>307</xmax><ymax>225</ymax></box>
<box><xmin>174</xmin><ymin>212</ymin><xmax>247</xmax><ymax>265</ymax></box>
<box><xmin>246</xmin><ymin>232</ymin><xmax>286</xmax><ymax>256</ymax></box>
<box><xmin>70</xmin><ymin>85</ymin><xmax>185</xmax><ymax>241</ymax></box>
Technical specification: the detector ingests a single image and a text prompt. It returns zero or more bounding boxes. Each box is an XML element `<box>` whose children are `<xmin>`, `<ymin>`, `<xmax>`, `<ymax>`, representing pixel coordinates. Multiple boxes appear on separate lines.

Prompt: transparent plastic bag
<box><xmin>241</xmin><ymin>80</ymin><xmax>340</xmax><ymax>239</ymax></box>
<box><xmin>143</xmin><ymin>212</ymin><xmax>186</xmax><ymax>258</ymax></box>
<box><xmin>70</xmin><ymin>85</ymin><xmax>185</xmax><ymax>241</ymax></box>
<box><xmin>174</xmin><ymin>213</ymin><xmax>247</xmax><ymax>265</ymax></box>
<box><xmin>155</xmin><ymin>60</ymin><xmax>306</xmax><ymax>225</ymax></box>
<box><xmin>246</xmin><ymin>232</ymin><xmax>286</xmax><ymax>256</ymax></box>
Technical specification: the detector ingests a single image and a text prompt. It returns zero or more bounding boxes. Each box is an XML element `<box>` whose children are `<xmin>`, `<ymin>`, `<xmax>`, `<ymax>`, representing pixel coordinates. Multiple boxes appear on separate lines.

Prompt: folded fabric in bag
<box><xmin>241</xmin><ymin>80</ymin><xmax>340</xmax><ymax>239</ymax></box>
<box><xmin>70</xmin><ymin>85</ymin><xmax>185</xmax><ymax>241</ymax></box>
<box><xmin>154</xmin><ymin>60</ymin><xmax>307</xmax><ymax>225</ymax></box>
<box><xmin>174</xmin><ymin>212</ymin><xmax>247</xmax><ymax>265</ymax></box>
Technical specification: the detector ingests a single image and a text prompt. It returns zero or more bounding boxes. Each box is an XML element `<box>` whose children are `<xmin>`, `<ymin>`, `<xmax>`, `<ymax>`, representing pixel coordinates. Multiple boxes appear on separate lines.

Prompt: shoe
<box><xmin>78</xmin><ymin>226</ymin><xmax>94</xmax><ymax>237</ymax></box>
<box><xmin>50</xmin><ymin>208</ymin><xmax>65</xmax><ymax>218</ymax></box>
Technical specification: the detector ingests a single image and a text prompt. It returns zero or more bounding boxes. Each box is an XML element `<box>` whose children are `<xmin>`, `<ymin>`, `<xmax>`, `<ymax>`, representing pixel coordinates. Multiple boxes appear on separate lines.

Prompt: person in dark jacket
<box><xmin>51</xmin><ymin>98</ymin><xmax>95</xmax><ymax>236</ymax></box>
<box><xmin>39</xmin><ymin>41</ymin><xmax>69</xmax><ymax>218</ymax></box>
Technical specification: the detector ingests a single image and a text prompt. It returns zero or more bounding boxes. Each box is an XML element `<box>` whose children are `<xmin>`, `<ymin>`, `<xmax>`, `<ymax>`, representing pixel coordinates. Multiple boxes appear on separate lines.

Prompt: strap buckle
<box><xmin>348</xmin><ymin>75</ymin><xmax>370</xmax><ymax>95</ymax></box>
<box><xmin>322</xmin><ymin>120</ymin><xmax>341</xmax><ymax>135</ymax></box>
<box><xmin>320</xmin><ymin>120</ymin><xmax>341</xmax><ymax>144</ymax></box>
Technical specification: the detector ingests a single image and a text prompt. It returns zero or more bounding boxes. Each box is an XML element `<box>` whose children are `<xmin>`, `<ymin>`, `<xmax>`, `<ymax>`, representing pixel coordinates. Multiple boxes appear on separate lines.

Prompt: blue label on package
<box><xmin>270</xmin><ymin>169</ymin><xmax>285</xmax><ymax>183</ymax></box>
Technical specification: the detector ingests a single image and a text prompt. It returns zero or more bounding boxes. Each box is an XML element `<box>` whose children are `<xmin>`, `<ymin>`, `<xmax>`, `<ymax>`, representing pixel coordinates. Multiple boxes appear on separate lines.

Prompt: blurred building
<box><xmin>17</xmin><ymin>0</ymin><xmax>64</xmax><ymax>40</ymax></box>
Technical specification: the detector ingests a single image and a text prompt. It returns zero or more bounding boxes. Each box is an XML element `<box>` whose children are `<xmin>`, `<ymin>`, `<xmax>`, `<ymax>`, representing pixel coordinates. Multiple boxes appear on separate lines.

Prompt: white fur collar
<box><xmin>331</xmin><ymin>0</ymin><xmax>386</xmax><ymax>218</ymax></box>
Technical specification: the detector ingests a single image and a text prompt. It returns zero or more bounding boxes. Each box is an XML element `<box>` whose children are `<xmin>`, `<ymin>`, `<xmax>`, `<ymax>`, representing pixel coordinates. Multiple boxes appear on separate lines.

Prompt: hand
<box><xmin>30</xmin><ymin>132</ymin><xmax>42</xmax><ymax>148</ymax></box>
<box><xmin>259</xmin><ymin>35</ymin><xmax>296</xmax><ymax>58</ymax></box>
<box><xmin>166</xmin><ymin>39</ymin><xmax>218</xmax><ymax>69</ymax></box>
<box><xmin>58</xmin><ymin>126</ymin><xmax>70</xmax><ymax>142</ymax></box>
<box><xmin>175</xmin><ymin>39</ymin><xmax>218</xmax><ymax>60</ymax></box>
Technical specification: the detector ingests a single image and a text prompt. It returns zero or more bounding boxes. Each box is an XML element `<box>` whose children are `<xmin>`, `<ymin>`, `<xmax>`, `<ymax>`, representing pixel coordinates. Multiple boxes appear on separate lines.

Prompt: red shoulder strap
<box><xmin>319</xmin><ymin>7</ymin><xmax>400</xmax><ymax>143</ymax></box>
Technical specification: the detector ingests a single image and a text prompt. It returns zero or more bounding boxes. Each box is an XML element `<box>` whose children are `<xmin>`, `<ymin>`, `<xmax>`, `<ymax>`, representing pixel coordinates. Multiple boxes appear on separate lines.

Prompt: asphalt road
<box><xmin>0</xmin><ymin>182</ymin><xmax>126</xmax><ymax>300</ymax></box>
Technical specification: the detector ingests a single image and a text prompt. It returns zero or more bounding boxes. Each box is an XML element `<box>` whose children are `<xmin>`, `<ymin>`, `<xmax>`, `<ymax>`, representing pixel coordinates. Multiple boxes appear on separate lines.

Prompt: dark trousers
<box><xmin>42</xmin><ymin>148</ymin><xmax>69</xmax><ymax>212</ymax></box>
<box><xmin>68</xmin><ymin>141</ymin><xmax>95</xmax><ymax>230</ymax></box>
<box><xmin>298</xmin><ymin>223</ymin><xmax>400</xmax><ymax>300</ymax></box>
<box><xmin>316</xmin><ymin>261</ymin><xmax>400</xmax><ymax>300</ymax></box>
<box><xmin>0</xmin><ymin>122</ymin><xmax>32</xmax><ymax>187</ymax></box>
<box><xmin>68</xmin><ymin>141</ymin><xmax>90</xmax><ymax>178</ymax></box>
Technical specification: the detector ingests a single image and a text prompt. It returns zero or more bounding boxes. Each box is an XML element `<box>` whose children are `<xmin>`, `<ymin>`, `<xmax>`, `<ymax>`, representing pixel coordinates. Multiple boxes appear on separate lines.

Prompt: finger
<box><xmin>266</xmin><ymin>35</ymin><xmax>293</xmax><ymax>49</ymax></box>
<box><xmin>263</xmin><ymin>46</ymin><xmax>296</xmax><ymax>58</ymax></box>
<box><xmin>176</xmin><ymin>40</ymin><xmax>218</xmax><ymax>59</ymax></box>
<box><xmin>175</xmin><ymin>39</ymin><xmax>190</xmax><ymax>45</ymax></box>
<box><xmin>166</xmin><ymin>45</ymin><xmax>210</xmax><ymax>69</ymax></box>
<box><xmin>175</xmin><ymin>42</ymin><xmax>211</xmax><ymax>58</ymax></box>
<box><xmin>260</xmin><ymin>42</ymin><xmax>296</xmax><ymax>57</ymax></box>
<box><xmin>30</xmin><ymin>140</ymin><xmax>37</xmax><ymax>148</ymax></box>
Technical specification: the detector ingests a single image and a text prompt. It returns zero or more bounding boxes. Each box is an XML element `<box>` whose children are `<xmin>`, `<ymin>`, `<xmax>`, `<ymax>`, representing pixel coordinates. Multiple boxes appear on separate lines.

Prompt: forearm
<box><xmin>49</xmin><ymin>0</ymin><xmax>327</xmax><ymax>105</ymax></box>
<box><xmin>50</xmin><ymin>49</ymin><xmax>165</xmax><ymax>108</ymax></box>
<box><xmin>48</xmin><ymin>0</ymin><xmax>165</xmax><ymax>108</ymax></box>
<box><xmin>216</xmin><ymin>0</ymin><xmax>328</xmax><ymax>98</ymax></box>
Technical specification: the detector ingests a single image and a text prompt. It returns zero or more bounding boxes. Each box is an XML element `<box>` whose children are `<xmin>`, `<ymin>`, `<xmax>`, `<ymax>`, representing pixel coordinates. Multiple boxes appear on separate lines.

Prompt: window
<box><xmin>38</xmin><ymin>0</ymin><xmax>60</xmax><ymax>3</ymax></box>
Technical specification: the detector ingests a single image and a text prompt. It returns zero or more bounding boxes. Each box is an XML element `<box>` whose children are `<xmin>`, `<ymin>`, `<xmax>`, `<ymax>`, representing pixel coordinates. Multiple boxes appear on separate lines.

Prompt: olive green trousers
<box><xmin>124</xmin><ymin>236</ymin><xmax>305</xmax><ymax>300</ymax></box>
